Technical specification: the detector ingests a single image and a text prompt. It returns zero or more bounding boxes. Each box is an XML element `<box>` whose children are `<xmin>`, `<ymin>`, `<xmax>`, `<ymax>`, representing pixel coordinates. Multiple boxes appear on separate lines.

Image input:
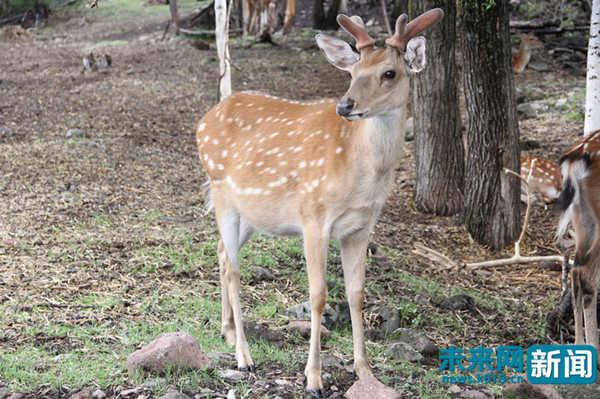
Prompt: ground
<box><xmin>0</xmin><ymin>1</ymin><xmax>589</xmax><ymax>398</ymax></box>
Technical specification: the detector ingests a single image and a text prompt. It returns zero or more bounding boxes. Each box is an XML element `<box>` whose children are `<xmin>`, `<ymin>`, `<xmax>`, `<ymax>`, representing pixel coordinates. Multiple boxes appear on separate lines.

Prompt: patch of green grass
<box><xmin>80</xmin><ymin>0</ymin><xmax>206</xmax><ymax>20</ymax></box>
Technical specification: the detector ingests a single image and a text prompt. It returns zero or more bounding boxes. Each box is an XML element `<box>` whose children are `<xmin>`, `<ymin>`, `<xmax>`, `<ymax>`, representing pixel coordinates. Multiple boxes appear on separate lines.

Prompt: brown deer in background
<box><xmin>520</xmin><ymin>155</ymin><xmax>562</xmax><ymax>204</ymax></box>
<box><xmin>512</xmin><ymin>33</ymin><xmax>544</xmax><ymax>73</ymax></box>
<box><xmin>557</xmin><ymin>131</ymin><xmax>600</xmax><ymax>358</ymax></box>
<box><xmin>196</xmin><ymin>9</ymin><xmax>444</xmax><ymax>396</ymax></box>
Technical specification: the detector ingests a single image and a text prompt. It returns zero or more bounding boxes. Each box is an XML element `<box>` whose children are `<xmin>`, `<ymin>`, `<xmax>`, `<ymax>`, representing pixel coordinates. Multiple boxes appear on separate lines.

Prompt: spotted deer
<box><xmin>512</xmin><ymin>33</ymin><xmax>544</xmax><ymax>73</ymax></box>
<box><xmin>196</xmin><ymin>9</ymin><xmax>444</xmax><ymax>396</ymax></box>
<box><xmin>520</xmin><ymin>155</ymin><xmax>561</xmax><ymax>204</ymax></box>
<box><xmin>557</xmin><ymin>130</ymin><xmax>600</xmax><ymax>358</ymax></box>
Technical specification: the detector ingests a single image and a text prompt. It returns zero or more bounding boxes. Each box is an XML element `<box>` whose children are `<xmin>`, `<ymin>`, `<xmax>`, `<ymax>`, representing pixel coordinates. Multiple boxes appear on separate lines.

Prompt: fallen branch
<box><xmin>412</xmin><ymin>243</ymin><xmax>458</xmax><ymax>270</ymax></box>
<box><xmin>179</xmin><ymin>27</ymin><xmax>242</xmax><ymax>36</ymax></box>
<box><xmin>467</xmin><ymin>160</ymin><xmax>567</xmax><ymax>269</ymax></box>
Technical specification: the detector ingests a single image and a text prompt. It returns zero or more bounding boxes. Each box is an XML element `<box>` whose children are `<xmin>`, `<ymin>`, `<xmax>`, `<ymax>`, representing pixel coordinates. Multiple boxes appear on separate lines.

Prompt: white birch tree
<box><xmin>585</xmin><ymin>0</ymin><xmax>600</xmax><ymax>135</ymax></box>
<box><xmin>215</xmin><ymin>0</ymin><xmax>232</xmax><ymax>100</ymax></box>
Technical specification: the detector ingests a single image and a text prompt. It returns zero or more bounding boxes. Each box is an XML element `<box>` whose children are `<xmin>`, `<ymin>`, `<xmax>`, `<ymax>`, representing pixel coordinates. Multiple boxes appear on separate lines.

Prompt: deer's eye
<box><xmin>382</xmin><ymin>70</ymin><xmax>396</xmax><ymax>80</ymax></box>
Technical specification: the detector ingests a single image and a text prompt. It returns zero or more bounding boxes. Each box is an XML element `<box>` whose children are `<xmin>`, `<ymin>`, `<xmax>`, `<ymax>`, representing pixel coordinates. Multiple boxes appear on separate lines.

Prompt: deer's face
<box><xmin>316</xmin><ymin>12</ymin><xmax>438</xmax><ymax>121</ymax></box>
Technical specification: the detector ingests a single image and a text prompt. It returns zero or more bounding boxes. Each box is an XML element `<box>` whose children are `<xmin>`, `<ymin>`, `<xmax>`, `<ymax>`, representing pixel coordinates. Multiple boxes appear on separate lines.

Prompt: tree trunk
<box><xmin>411</xmin><ymin>0</ymin><xmax>463</xmax><ymax>216</ymax></box>
<box><xmin>585</xmin><ymin>0</ymin><xmax>600</xmax><ymax>135</ymax></box>
<box><xmin>459</xmin><ymin>0</ymin><xmax>521</xmax><ymax>250</ymax></box>
<box><xmin>168</xmin><ymin>0</ymin><xmax>180</xmax><ymax>34</ymax></box>
<box><xmin>313</xmin><ymin>0</ymin><xmax>325</xmax><ymax>29</ymax></box>
<box><xmin>391</xmin><ymin>0</ymin><xmax>408</xmax><ymax>22</ymax></box>
<box><xmin>215</xmin><ymin>0</ymin><xmax>232</xmax><ymax>100</ymax></box>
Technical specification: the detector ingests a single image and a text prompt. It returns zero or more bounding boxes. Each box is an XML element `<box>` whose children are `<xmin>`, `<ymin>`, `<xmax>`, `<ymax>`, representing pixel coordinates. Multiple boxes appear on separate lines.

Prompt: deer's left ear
<box><xmin>404</xmin><ymin>36</ymin><xmax>427</xmax><ymax>73</ymax></box>
<box><xmin>316</xmin><ymin>34</ymin><xmax>359</xmax><ymax>72</ymax></box>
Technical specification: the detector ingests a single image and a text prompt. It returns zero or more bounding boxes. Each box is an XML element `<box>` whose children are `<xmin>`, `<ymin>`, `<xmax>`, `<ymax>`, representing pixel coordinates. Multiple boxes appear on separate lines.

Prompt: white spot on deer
<box><xmin>286</xmin><ymin>121</ymin><xmax>294</xmax><ymax>126</ymax></box>
<box><xmin>246</xmin><ymin>103</ymin><xmax>254</xmax><ymax>107</ymax></box>
<box><xmin>208</xmin><ymin>159</ymin><xmax>215</xmax><ymax>169</ymax></box>
<box><xmin>257</xmin><ymin>106</ymin><xmax>265</xmax><ymax>111</ymax></box>
<box><xmin>336</xmin><ymin>147</ymin><xmax>343</xmax><ymax>154</ymax></box>
<box><xmin>299</xmin><ymin>161</ymin><xmax>307</xmax><ymax>168</ymax></box>
<box><xmin>226</xmin><ymin>118</ymin><xmax>233</xmax><ymax>124</ymax></box>
<box><xmin>203</xmin><ymin>154</ymin><xmax>209</xmax><ymax>161</ymax></box>
<box><xmin>233</xmin><ymin>152</ymin><xmax>239</xmax><ymax>159</ymax></box>
<box><xmin>324</xmin><ymin>134</ymin><xmax>330</xmax><ymax>139</ymax></box>
<box><xmin>203</xmin><ymin>136</ymin><xmax>210</xmax><ymax>143</ymax></box>
<box><xmin>256</xmin><ymin>117</ymin><xmax>264</xmax><ymax>124</ymax></box>
<box><xmin>309</xmin><ymin>160</ymin><xmax>316</xmax><ymax>167</ymax></box>
<box><xmin>292</xmin><ymin>146</ymin><xmax>303</xmax><ymax>153</ymax></box>
<box><xmin>212</xmin><ymin>139</ymin><xmax>220</xmax><ymax>145</ymax></box>
<box><xmin>221</xmin><ymin>150</ymin><xmax>228</xmax><ymax>158</ymax></box>
<box><xmin>268</xmin><ymin>176</ymin><xmax>288</xmax><ymax>188</ymax></box>
<box><xmin>257</xmin><ymin>161</ymin><xmax>264</xmax><ymax>167</ymax></box>
<box><xmin>217</xmin><ymin>163</ymin><xmax>224</xmax><ymax>170</ymax></box>
<box><xmin>197</xmin><ymin>122</ymin><xmax>207</xmax><ymax>132</ymax></box>
<box><xmin>266</xmin><ymin>116</ymin><xmax>273</xmax><ymax>122</ymax></box>
<box><xmin>269</xmin><ymin>132</ymin><xmax>280</xmax><ymax>138</ymax></box>
<box><xmin>288</xmin><ymin>130</ymin><xmax>296</xmax><ymax>136</ymax></box>
<box><xmin>316</xmin><ymin>158</ymin><xmax>325</xmax><ymax>167</ymax></box>
<box><xmin>290</xmin><ymin>170</ymin><xmax>298</xmax><ymax>178</ymax></box>
<box><xmin>219</xmin><ymin>114</ymin><xmax>225</xmax><ymax>122</ymax></box>
<box><xmin>550</xmin><ymin>175</ymin><xmax>555</xmax><ymax>180</ymax></box>
<box><xmin>243</xmin><ymin>125</ymin><xmax>252</xmax><ymax>132</ymax></box>
<box><xmin>279</xmin><ymin>161</ymin><xmax>288</xmax><ymax>166</ymax></box>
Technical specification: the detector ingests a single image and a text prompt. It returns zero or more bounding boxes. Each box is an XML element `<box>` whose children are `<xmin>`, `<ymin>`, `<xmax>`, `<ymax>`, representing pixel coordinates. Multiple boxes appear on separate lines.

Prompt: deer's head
<box><xmin>316</xmin><ymin>9</ymin><xmax>443</xmax><ymax>120</ymax></box>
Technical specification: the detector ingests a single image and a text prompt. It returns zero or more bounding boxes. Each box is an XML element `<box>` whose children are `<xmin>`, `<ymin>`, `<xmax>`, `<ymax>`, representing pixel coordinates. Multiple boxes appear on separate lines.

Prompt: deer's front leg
<box><xmin>303</xmin><ymin>225</ymin><xmax>329</xmax><ymax>396</ymax></box>
<box><xmin>341</xmin><ymin>229</ymin><xmax>372</xmax><ymax>379</ymax></box>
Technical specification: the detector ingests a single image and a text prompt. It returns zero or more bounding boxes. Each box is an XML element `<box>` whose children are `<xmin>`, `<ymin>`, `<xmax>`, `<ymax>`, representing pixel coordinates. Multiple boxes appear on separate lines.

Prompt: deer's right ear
<box><xmin>316</xmin><ymin>34</ymin><xmax>359</xmax><ymax>72</ymax></box>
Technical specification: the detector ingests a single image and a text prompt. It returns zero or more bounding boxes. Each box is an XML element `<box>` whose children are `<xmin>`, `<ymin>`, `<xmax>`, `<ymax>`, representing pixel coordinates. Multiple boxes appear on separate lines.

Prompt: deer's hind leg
<box><xmin>215</xmin><ymin>202</ymin><xmax>255</xmax><ymax>371</ymax></box>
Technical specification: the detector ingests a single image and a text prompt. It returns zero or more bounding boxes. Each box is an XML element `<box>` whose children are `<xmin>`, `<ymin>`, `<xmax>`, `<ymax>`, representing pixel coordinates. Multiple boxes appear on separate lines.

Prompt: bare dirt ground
<box><xmin>0</xmin><ymin>3</ymin><xmax>589</xmax><ymax>399</ymax></box>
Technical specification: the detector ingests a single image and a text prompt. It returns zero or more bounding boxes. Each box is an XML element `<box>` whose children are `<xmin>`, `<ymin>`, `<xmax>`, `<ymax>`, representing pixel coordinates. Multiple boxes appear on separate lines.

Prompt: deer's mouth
<box><xmin>345</xmin><ymin>112</ymin><xmax>367</xmax><ymax>121</ymax></box>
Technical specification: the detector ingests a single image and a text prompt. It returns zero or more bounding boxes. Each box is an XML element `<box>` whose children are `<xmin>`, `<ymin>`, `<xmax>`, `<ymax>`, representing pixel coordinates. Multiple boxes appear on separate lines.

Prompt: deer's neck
<box><xmin>351</xmin><ymin>107</ymin><xmax>407</xmax><ymax>173</ymax></box>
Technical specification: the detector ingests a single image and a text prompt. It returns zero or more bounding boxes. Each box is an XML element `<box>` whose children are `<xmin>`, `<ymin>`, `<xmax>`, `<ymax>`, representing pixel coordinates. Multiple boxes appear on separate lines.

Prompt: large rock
<box><xmin>377</xmin><ymin>307</ymin><xmax>400</xmax><ymax>336</ymax></box>
<box><xmin>396</xmin><ymin>329</ymin><xmax>437</xmax><ymax>356</ymax></box>
<box><xmin>386</xmin><ymin>341</ymin><xmax>423</xmax><ymax>362</ymax></box>
<box><xmin>345</xmin><ymin>376</ymin><xmax>400</xmax><ymax>399</ymax></box>
<box><xmin>127</xmin><ymin>332</ymin><xmax>211</xmax><ymax>375</ymax></box>
<box><xmin>245</xmin><ymin>321</ymin><xmax>285</xmax><ymax>347</ymax></box>
<box><xmin>517</xmin><ymin>102</ymin><xmax>548</xmax><ymax>119</ymax></box>
<box><xmin>439</xmin><ymin>294</ymin><xmax>475</xmax><ymax>311</ymax></box>
<box><xmin>286</xmin><ymin>320</ymin><xmax>330</xmax><ymax>339</ymax></box>
<box><xmin>286</xmin><ymin>301</ymin><xmax>349</xmax><ymax>328</ymax></box>
<box><xmin>218</xmin><ymin>369</ymin><xmax>248</xmax><ymax>383</ymax></box>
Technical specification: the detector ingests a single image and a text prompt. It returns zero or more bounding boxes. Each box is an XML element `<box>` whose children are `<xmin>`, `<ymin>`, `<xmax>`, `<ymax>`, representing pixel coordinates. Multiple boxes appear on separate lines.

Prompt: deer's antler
<box><xmin>336</xmin><ymin>14</ymin><xmax>375</xmax><ymax>51</ymax></box>
<box><xmin>385</xmin><ymin>8</ymin><xmax>444</xmax><ymax>50</ymax></box>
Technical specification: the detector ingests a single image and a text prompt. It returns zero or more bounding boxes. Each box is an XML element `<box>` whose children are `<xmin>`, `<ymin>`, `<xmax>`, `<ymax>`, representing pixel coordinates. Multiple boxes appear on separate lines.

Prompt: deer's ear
<box><xmin>316</xmin><ymin>34</ymin><xmax>359</xmax><ymax>72</ymax></box>
<box><xmin>404</xmin><ymin>36</ymin><xmax>427</xmax><ymax>73</ymax></box>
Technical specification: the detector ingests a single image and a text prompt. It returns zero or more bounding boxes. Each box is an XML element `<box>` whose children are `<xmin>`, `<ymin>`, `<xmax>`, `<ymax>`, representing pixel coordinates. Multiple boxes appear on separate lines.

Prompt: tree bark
<box><xmin>313</xmin><ymin>0</ymin><xmax>339</xmax><ymax>30</ymax></box>
<box><xmin>459</xmin><ymin>0</ymin><xmax>521</xmax><ymax>250</ymax></box>
<box><xmin>168</xmin><ymin>0</ymin><xmax>180</xmax><ymax>34</ymax></box>
<box><xmin>411</xmin><ymin>0</ymin><xmax>463</xmax><ymax>216</ymax></box>
<box><xmin>585</xmin><ymin>0</ymin><xmax>600</xmax><ymax>135</ymax></box>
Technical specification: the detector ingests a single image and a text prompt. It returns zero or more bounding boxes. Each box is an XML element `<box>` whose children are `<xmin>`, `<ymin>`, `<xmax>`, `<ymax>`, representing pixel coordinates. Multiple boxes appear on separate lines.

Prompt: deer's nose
<box><xmin>336</xmin><ymin>98</ymin><xmax>355</xmax><ymax>117</ymax></box>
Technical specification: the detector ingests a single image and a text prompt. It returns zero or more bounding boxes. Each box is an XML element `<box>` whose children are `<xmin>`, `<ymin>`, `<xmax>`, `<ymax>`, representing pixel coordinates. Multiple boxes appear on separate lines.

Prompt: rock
<box><xmin>127</xmin><ymin>332</ymin><xmax>211</xmax><ymax>375</ymax></box>
<box><xmin>70</xmin><ymin>389</ymin><xmax>91</xmax><ymax>399</ymax></box>
<box><xmin>66</xmin><ymin>128</ymin><xmax>87</xmax><ymax>139</ymax></box>
<box><xmin>219</xmin><ymin>369</ymin><xmax>248</xmax><ymax>383</ymax></box>
<box><xmin>6</xmin><ymin>395</ymin><xmax>25</xmax><ymax>399</ymax></box>
<box><xmin>517</xmin><ymin>102</ymin><xmax>548</xmax><ymax>119</ymax></box>
<box><xmin>376</xmin><ymin>307</ymin><xmax>400</xmax><ymax>336</ymax></box>
<box><xmin>504</xmin><ymin>382</ymin><xmax>562</xmax><ymax>399</ymax></box>
<box><xmin>396</xmin><ymin>329</ymin><xmax>437</xmax><ymax>356</ymax></box>
<box><xmin>251</xmin><ymin>266</ymin><xmax>275</xmax><ymax>283</ymax></box>
<box><xmin>345</xmin><ymin>376</ymin><xmax>400</xmax><ymax>399</ymax></box>
<box><xmin>245</xmin><ymin>321</ymin><xmax>285</xmax><ymax>347</ymax></box>
<box><xmin>119</xmin><ymin>387</ymin><xmax>143</xmax><ymax>397</ymax></box>
<box><xmin>274</xmin><ymin>379</ymin><xmax>291</xmax><ymax>386</ymax></box>
<box><xmin>439</xmin><ymin>294</ymin><xmax>475</xmax><ymax>311</ymax></box>
<box><xmin>226</xmin><ymin>390</ymin><xmax>236</xmax><ymax>399</ymax></box>
<box><xmin>404</xmin><ymin>117</ymin><xmax>414</xmax><ymax>142</ymax></box>
<box><xmin>460</xmin><ymin>390</ymin><xmax>489</xmax><ymax>399</ymax></box>
<box><xmin>158</xmin><ymin>391</ymin><xmax>190</xmax><ymax>399</ymax></box>
<box><xmin>555</xmin><ymin>97</ymin><xmax>568</xmax><ymax>109</ymax></box>
<box><xmin>286</xmin><ymin>320</ymin><xmax>330</xmax><ymax>339</ymax></box>
<box><xmin>386</xmin><ymin>341</ymin><xmax>423</xmax><ymax>362</ymax></box>
<box><xmin>448</xmin><ymin>384</ymin><xmax>462</xmax><ymax>395</ymax></box>
<box><xmin>91</xmin><ymin>389</ymin><xmax>106</xmax><ymax>399</ymax></box>
<box><xmin>0</xmin><ymin>388</ymin><xmax>10</xmax><ymax>399</ymax></box>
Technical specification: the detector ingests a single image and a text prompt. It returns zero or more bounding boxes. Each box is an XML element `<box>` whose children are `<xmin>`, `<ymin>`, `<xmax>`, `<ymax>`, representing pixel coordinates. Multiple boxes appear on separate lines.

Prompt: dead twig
<box><xmin>412</xmin><ymin>242</ymin><xmax>457</xmax><ymax>270</ymax></box>
<box><xmin>467</xmin><ymin>160</ymin><xmax>566</xmax><ymax>269</ymax></box>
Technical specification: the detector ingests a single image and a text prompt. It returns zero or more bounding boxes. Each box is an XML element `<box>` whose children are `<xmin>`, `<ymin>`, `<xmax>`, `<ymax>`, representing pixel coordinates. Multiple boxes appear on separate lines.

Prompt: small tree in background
<box><xmin>584</xmin><ymin>0</ymin><xmax>600</xmax><ymax>135</ymax></box>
